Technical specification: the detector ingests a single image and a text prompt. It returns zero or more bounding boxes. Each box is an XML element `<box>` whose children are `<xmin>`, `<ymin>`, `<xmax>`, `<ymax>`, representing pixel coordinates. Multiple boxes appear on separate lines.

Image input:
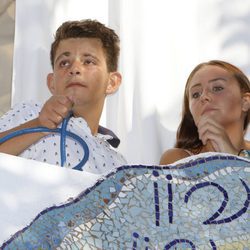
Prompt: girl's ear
<box><xmin>47</xmin><ymin>73</ymin><xmax>55</xmax><ymax>94</ymax></box>
<box><xmin>106</xmin><ymin>72</ymin><xmax>122</xmax><ymax>95</ymax></box>
<box><xmin>242</xmin><ymin>92</ymin><xmax>250</xmax><ymax>112</ymax></box>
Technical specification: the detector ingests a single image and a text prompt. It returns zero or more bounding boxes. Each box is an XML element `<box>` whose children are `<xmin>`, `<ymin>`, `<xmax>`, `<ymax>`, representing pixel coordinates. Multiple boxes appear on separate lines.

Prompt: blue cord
<box><xmin>0</xmin><ymin>117</ymin><xmax>89</xmax><ymax>171</ymax></box>
<box><xmin>60</xmin><ymin>115</ymin><xmax>69</xmax><ymax>167</ymax></box>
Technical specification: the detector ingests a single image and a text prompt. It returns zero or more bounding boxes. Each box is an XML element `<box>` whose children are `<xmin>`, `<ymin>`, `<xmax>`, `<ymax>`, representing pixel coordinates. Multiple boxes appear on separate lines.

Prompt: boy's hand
<box><xmin>38</xmin><ymin>95</ymin><xmax>74</xmax><ymax>129</ymax></box>
<box><xmin>196</xmin><ymin>114</ymin><xmax>238</xmax><ymax>155</ymax></box>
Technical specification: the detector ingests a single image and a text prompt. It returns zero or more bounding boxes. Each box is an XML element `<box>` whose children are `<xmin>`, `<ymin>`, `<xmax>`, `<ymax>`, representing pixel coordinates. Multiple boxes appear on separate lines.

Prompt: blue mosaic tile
<box><xmin>1</xmin><ymin>154</ymin><xmax>250</xmax><ymax>249</ymax></box>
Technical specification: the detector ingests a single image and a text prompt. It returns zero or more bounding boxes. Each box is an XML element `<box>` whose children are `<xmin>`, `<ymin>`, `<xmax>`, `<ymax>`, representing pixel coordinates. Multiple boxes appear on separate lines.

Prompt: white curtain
<box><xmin>13</xmin><ymin>0</ymin><xmax>250</xmax><ymax>164</ymax></box>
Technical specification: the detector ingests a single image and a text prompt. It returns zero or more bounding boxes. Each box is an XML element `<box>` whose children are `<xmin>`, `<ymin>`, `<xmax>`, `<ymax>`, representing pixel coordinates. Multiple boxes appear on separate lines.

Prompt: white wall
<box><xmin>8</xmin><ymin>0</ymin><xmax>250</xmax><ymax>164</ymax></box>
<box><xmin>0</xmin><ymin>0</ymin><xmax>15</xmax><ymax>116</ymax></box>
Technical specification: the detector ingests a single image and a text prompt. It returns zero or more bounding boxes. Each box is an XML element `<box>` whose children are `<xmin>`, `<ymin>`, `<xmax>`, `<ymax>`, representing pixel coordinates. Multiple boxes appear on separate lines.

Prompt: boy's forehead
<box><xmin>57</xmin><ymin>38</ymin><xmax>103</xmax><ymax>51</ymax></box>
<box><xmin>54</xmin><ymin>37</ymin><xmax>105</xmax><ymax>59</ymax></box>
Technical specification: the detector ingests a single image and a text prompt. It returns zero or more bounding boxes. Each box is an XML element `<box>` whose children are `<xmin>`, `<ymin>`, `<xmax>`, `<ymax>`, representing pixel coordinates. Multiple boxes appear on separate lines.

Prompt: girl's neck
<box><xmin>200</xmin><ymin>126</ymin><xmax>245</xmax><ymax>154</ymax></box>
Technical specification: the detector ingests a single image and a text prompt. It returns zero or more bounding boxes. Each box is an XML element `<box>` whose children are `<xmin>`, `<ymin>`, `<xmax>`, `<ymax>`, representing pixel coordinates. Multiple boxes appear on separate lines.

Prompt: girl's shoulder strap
<box><xmin>183</xmin><ymin>149</ymin><xmax>194</xmax><ymax>156</ymax></box>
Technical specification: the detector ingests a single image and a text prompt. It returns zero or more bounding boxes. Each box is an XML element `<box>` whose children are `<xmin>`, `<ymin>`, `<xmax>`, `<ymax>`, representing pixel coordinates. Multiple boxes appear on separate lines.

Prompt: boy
<box><xmin>0</xmin><ymin>19</ymin><xmax>126</xmax><ymax>173</ymax></box>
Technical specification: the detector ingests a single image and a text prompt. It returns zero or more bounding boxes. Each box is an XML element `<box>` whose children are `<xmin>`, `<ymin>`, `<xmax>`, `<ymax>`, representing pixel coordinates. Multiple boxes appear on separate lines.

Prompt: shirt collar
<box><xmin>98</xmin><ymin>125</ymin><xmax>120</xmax><ymax>148</ymax></box>
<box><xmin>69</xmin><ymin>117</ymin><xmax>120</xmax><ymax>148</ymax></box>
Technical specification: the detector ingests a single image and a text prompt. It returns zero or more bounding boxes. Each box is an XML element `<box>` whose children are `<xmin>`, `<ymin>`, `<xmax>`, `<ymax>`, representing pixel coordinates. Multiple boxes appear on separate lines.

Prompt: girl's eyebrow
<box><xmin>189</xmin><ymin>83</ymin><xmax>201</xmax><ymax>90</ymax></box>
<box><xmin>189</xmin><ymin>77</ymin><xmax>227</xmax><ymax>90</ymax></box>
<box><xmin>208</xmin><ymin>77</ymin><xmax>227</xmax><ymax>83</ymax></box>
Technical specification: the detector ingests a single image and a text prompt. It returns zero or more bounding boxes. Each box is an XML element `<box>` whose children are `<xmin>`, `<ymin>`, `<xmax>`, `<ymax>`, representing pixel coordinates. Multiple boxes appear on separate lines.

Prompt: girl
<box><xmin>160</xmin><ymin>60</ymin><xmax>250</xmax><ymax>164</ymax></box>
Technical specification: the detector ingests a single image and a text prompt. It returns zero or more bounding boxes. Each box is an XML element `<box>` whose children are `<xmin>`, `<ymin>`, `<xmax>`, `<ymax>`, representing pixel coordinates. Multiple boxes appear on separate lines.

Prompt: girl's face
<box><xmin>187</xmin><ymin>65</ymin><xmax>247</xmax><ymax>128</ymax></box>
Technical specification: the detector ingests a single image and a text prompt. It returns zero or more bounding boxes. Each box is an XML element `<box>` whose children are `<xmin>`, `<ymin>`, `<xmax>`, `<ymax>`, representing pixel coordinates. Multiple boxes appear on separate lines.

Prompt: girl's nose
<box><xmin>200</xmin><ymin>89</ymin><xmax>211</xmax><ymax>102</ymax></box>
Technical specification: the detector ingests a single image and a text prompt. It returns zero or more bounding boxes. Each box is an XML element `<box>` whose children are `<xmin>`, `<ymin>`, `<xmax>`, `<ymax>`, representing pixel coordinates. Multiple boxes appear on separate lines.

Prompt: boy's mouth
<box><xmin>66</xmin><ymin>82</ymin><xmax>86</xmax><ymax>88</ymax></box>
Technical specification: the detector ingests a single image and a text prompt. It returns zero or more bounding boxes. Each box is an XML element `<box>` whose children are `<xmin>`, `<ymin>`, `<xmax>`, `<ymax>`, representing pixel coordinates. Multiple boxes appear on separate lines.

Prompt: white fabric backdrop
<box><xmin>12</xmin><ymin>0</ymin><xmax>250</xmax><ymax>164</ymax></box>
<box><xmin>0</xmin><ymin>153</ymin><xmax>100</xmax><ymax>242</ymax></box>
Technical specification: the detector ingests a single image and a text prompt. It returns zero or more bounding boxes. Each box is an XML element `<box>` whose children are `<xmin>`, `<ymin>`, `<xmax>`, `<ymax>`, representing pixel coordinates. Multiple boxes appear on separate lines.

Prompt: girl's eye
<box><xmin>191</xmin><ymin>91</ymin><xmax>201</xmax><ymax>99</ymax></box>
<box><xmin>213</xmin><ymin>86</ymin><xmax>224</xmax><ymax>92</ymax></box>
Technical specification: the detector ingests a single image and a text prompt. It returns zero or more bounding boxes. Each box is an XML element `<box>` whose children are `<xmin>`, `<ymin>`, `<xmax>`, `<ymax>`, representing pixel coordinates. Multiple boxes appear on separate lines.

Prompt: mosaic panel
<box><xmin>1</xmin><ymin>154</ymin><xmax>250</xmax><ymax>249</ymax></box>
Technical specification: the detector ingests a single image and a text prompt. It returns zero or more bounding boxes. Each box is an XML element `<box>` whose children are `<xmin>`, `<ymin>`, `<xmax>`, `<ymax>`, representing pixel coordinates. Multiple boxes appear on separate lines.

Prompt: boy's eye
<box><xmin>59</xmin><ymin>60</ymin><xmax>70</xmax><ymax>67</ymax></box>
<box><xmin>84</xmin><ymin>59</ymin><xmax>95</xmax><ymax>65</ymax></box>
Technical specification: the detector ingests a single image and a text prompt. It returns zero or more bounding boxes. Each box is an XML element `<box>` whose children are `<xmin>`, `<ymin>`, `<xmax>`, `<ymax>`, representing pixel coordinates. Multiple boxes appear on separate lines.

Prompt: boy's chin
<box><xmin>65</xmin><ymin>90</ymin><xmax>82</xmax><ymax>105</ymax></box>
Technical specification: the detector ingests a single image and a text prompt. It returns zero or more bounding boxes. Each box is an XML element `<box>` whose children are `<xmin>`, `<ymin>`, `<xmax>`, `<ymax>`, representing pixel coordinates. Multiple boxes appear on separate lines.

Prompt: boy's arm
<box><xmin>0</xmin><ymin>118</ymin><xmax>45</xmax><ymax>155</ymax></box>
<box><xmin>0</xmin><ymin>95</ymin><xmax>73</xmax><ymax>156</ymax></box>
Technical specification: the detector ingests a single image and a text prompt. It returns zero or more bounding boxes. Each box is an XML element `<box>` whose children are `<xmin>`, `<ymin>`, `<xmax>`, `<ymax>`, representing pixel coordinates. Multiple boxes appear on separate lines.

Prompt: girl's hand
<box><xmin>197</xmin><ymin>114</ymin><xmax>238</xmax><ymax>155</ymax></box>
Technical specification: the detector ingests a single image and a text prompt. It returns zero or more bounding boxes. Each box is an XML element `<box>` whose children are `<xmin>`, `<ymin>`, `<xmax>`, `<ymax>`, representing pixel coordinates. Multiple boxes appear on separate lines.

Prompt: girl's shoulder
<box><xmin>159</xmin><ymin>148</ymin><xmax>193</xmax><ymax>165</ymax></box>
<box><xmin>244</xmin><ymin>140</ymin><xmax>250</xmax><ymax>150</ymax></box>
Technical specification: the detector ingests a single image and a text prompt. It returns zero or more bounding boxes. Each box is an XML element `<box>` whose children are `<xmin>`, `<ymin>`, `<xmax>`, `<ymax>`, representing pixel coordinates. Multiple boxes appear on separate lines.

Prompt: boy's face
<box><xmin>47</xmin><ymin>38</ymin><xmax>121</xmax><ymax>107</ymax></box>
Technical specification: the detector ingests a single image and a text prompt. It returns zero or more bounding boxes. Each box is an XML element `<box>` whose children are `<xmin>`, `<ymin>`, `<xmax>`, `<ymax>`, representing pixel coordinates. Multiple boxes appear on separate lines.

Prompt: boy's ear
<box><xmin>47</xmin><ymin>73</ymin><xmax>55</xmax><ymax>94</ymax></box>
<box><xmin>242</xmin><ymin>92</ymin><xmax>250</xmax><ymax>112</ymax></box>
<box><xmin>106</xmin><ymin>72</ymin><xmax>122</xmax><ymax>95</ymax></box>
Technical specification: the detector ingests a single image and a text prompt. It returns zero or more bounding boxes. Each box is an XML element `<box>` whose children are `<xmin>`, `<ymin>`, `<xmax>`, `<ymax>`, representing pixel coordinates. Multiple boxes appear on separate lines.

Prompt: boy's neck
<box><xmin>72</xmin><ymin>105</ymin><xmax>102</xmax><ymax>135</ymax></box>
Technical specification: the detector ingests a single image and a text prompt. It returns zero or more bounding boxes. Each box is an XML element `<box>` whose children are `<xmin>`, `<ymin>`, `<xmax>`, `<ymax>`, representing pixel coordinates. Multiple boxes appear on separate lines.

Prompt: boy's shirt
<box><xmin>0</xmin><ymin>101</ymin><xmax>127</xmax><ymax>174</ymax></box>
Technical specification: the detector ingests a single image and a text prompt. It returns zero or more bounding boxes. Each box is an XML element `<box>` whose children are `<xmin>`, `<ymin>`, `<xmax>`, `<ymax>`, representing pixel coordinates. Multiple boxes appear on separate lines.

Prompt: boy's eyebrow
<box><xmin>189</xmin><ymin>77</ymin><xmax>227</xmax><ymax>90</ymax></box>
<box><xmin>54</xmin><ymin>52</ymin><xmax>100</xmax><ymax>64</ymax></box>
<box><xmin>83</xmin><ymin>53</ymin><xmax>100</xmax><ymax>62</ymax></box>
<box><xmin>55</xmin><ymin>51</ymin><xmax>70</xmax><ymax>64</ymax></box>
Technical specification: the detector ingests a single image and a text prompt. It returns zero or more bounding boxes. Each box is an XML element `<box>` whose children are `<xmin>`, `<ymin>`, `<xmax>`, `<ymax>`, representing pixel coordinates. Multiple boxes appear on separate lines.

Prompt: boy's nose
<box><xmin>69</xmin><ymin>62</ymin><xmax>82</xmax><ymax>75</ymax></box>
<box><xmin>69</xmin><ymin>68</ymin><xmax>81</xmax><ymax>75</ymax></box>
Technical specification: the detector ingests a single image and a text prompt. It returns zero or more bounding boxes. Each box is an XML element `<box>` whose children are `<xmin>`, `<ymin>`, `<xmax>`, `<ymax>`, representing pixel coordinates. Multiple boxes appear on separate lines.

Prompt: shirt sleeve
<box><xmin>0</xmin><ymin>101</ymin><xmax>42</xmax><ymax>132</ymax></box>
